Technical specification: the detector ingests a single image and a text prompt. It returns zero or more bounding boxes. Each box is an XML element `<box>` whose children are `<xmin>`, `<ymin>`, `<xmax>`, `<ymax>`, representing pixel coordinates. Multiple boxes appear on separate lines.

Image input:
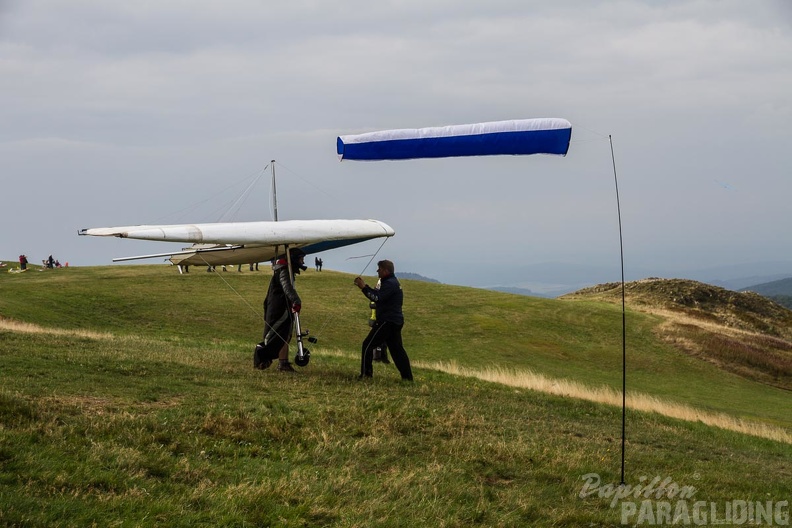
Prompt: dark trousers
<box><xmin>361</xmin><ymin>321</ymin><xmax>412</xmax><ymax>380</ymax></box>
<box><xmin>255</xmin><ymin>311</ymin><xmax>292</xmax><ymax>366</ymax></box>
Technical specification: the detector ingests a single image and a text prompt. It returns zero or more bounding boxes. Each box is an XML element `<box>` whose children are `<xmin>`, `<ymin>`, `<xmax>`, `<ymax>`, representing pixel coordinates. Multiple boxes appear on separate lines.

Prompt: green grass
<box><xmin>1</xmin><ymin>264</ymin><xmax>791</xmax><ymax>526</ymax></box>
<box><xmin>4</xmin><ymin>265</ymin><xmax>789</xmax><ymax>427</ymax></box>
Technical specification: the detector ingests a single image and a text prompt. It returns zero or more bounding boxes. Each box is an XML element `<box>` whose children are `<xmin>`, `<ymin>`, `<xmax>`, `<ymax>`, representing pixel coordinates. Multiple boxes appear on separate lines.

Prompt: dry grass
<box><xmin>639</xmin><ymin>307</ymin><xmax>792</xmax><ymax>390</ymax></box>
<box><xmin>416</xmin><ymin>359</ymin><xmax>792</xmax><ymax>445</ymax></box>
<box><xmin>0</xmin><ymin>316</ymin><xmax>116</xmax><ymax>340</ymax></box>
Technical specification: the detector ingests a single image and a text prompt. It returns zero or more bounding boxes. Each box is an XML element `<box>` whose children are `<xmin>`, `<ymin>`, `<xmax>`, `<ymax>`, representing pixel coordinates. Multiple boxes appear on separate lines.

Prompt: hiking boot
<box><xmin>255</xmin><ymin>359</ymin><xmax>272</xmax><ymax>370</ymax></box>
<box><xmin>277</xmin><ymin>361</ymin><xmax>296</xmax><ymax>373</ymax></box>
<box><xmin>253</xmin><ymin>344</ymin><xmax>272</xmax><ymax>370</ymax></box>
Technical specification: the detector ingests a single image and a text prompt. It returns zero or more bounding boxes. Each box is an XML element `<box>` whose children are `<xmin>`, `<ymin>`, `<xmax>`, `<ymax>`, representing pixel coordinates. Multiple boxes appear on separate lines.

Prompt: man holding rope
<box><xmin>354</xmin><ymin>259</ymin><xmax>413</xmax><ymax>381</ymax></box>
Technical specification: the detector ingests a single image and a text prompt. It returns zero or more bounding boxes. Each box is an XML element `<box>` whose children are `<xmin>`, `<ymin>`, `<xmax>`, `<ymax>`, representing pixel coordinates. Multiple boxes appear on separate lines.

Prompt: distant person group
<box><xmin>42</xmin><ymin>255</ymin><xmax>63</xmax><ymax>269</ymax></box>
<box><xmin>180</xmin><ymin>259</ymin><xmax>328</xmax><ymax>274</ymax></box>
<box><xmin>8</xmin><ymin>254</ymin><xmax>67</xmax><ymax>272</ymax></box>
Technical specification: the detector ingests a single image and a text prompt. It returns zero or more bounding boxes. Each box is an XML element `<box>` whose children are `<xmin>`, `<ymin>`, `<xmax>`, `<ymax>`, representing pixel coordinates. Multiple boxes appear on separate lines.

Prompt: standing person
<box><xmin>314</xmin><ymin>257</ymin><xmax>320</xmax><ymax>271</ymax></box>
<box><xmin>19</xmin><ymin>254</ymin><xmax>28</xmax><ymax>270</ymax></box>
<box><xmin>318</xmin><ymin>258</ymin><xmax>323</xmax><ymax>271</ymax></box>
<box><xmin>353</xmin><ymin>259</ymin><xmax>412</xmax><ymax>381</ymax></box>
<box><xmin>253</xmin><ymin>247</ymin><xmax>306</xmax><ymax>373</ymax></box>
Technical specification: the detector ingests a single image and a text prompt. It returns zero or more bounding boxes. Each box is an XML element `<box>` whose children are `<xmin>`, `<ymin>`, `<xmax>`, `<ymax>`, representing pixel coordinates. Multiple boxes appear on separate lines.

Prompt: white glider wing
<box><xmin>79</xmin><ymin>219</ymin><xmax>395</xmax><ymax>264</ymax></box>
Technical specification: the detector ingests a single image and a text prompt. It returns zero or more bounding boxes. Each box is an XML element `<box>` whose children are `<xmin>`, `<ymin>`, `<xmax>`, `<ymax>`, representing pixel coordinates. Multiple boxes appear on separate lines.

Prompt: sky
<box><xmin>2</xmin><ymin>0</ymin><xmax>791</xmax><ymax>291</ymax></box>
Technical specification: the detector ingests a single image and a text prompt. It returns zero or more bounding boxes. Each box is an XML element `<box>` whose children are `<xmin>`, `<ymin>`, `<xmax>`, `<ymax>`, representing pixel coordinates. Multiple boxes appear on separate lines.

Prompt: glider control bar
<box><xmin>109</xmin><ymin>245</ymin><xmax>245</xmax><ymax>263</ymax></box>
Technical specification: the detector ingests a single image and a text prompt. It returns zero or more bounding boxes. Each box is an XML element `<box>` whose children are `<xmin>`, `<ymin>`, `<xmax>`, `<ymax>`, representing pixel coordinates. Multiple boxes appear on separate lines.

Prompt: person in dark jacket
<box><xmin>254</xmin><ymin>247</ymin><xmax>305</xmax><ymax>372</ymax></box>
<box><xmin>353</xmin><ymin>259</ymin><xmax>413</xmax><ymax>381</ymax></box>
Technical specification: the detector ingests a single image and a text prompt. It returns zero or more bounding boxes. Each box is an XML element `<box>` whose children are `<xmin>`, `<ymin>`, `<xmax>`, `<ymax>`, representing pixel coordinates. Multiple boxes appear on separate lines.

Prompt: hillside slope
<box><xmin>563</xmin><ymin>278</ymin><xmax>792</xmax><ymax>391</ymax></box>
<box><xmin>2</xmin><ymin>265</ymin><xmax>791</xmax><ymax>430</ymax></box>
<box><xmin>2</xmin><ymin>317</ymin><xmax>789</xmax><ymax>526</ymax></box>
<box><xmin>2</xmin><ymin>265</ymin><xmax>792</xmax><ymax>525</ymax></box>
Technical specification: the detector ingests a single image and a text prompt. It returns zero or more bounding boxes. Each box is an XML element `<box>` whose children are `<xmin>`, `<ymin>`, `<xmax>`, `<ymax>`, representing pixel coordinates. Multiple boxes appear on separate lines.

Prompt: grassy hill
<box><xmin>564</xmin><ymin>278</ymin><xmax>792</xmax><ymax>392</ymax></box>
<box><xmin>1</xmin><ymin>265</ymin><xmax>790</xmax><ymax>526</ymax></box>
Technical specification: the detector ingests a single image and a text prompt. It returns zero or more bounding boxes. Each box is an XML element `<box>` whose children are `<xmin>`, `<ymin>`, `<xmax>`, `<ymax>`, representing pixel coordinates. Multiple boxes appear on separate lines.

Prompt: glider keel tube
<box><xmin>79</xmin><ymin>219</ymin><xmax>395</xmax><ymax>247</ymax></box>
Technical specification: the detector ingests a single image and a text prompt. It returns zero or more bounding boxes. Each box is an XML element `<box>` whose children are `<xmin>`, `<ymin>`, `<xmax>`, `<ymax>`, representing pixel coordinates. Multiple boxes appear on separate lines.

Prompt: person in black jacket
<box><xmin>254</xmin><ymin>247</ymin><xmax>305</xmax><ymax>372</ymax></box>
<box><xmin>353</xmin><ymin>259</ymin><xmax>413</xmax><ymax>381</ymax></box>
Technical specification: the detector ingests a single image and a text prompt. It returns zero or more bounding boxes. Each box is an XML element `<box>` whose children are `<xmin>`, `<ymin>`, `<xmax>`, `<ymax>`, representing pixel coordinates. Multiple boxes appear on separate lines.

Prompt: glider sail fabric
<box><xmin>80</xmin><ymin>219</ymin><xmax>394</xmax><ymax>246</ymax></box>
<box><xmin>79</xmin><ymin>219</ymin><xmax>395</xmax><ymax>263</ymax></box>
<box><xmin>337</xmin><ymin>118</ymin><xmax>572</xmax><ymax>161</ymax></box>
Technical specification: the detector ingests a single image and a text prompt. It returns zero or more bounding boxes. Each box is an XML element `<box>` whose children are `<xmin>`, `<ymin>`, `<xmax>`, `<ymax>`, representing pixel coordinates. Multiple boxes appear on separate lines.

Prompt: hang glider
<box><xmin>78</xmin><ymin>219</ymin><xmax>395</xmax><ymax>264</ymax></box>
<box><xmin>337</xmin><ymin>118</ymin><xmax>572</xmax><ymax>161</ymax></box>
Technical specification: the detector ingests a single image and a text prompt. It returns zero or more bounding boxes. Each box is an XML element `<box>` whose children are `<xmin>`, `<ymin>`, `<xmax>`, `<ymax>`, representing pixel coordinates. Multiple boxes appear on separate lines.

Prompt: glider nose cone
<box><xmin>371</xmin><ymin>220</ymin><xmax>395</xmax><ymax>237</ymax></box>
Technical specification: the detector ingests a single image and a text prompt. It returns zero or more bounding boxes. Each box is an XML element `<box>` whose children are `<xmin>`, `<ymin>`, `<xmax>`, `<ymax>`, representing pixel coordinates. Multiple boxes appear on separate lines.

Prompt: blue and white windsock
<box><xmin>337</xmin><ymin>118</ymin><xmax>572</xmax><ymax>161</ymax></box>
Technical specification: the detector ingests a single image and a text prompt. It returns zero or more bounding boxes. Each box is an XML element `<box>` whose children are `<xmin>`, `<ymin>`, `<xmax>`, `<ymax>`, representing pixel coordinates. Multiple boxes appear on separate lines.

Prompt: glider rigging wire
<box><xmin>192</xmin><ymin>159</ymin><xmax>393</xmax><ymax>352</ymax></box>
<box><xmin>198</xmin><ymin>235</ymin><xmax>391</xmax><ymax>355</ymax></box>
<box><xmin>218</xmin><ymin>169</ymin><xmax>267</xmax><ymax>223</ymax></box>
<box><xmin>152</xmin><ymin>165</ymin><xmax>270</xmax><ymax>225</ymax></box>
<box><xmin>195</xmin><ymin>253</ymin><xmax>263</xmax><ymax>321</ymax></box>
<box><xmin>311</xmin><ymin>235</ymin><xmax>391</xmax><ymax>340</ymax></box>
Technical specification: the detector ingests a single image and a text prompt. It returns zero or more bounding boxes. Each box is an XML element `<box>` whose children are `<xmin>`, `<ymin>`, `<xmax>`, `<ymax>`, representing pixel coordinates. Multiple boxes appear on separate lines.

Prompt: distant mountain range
<box><xmin>406</xmin><ymin>262</ymin><xmax>792</xmax><ymax>307</ymax></box>
<box><xmin>488</xmin><ymin>286</ymin><xmax>545</xmax><ymax>297</ymax></box>
<box><xmin>477</xmin><ymin>261</ymin><xmax>792</xmax><ymax>298</ymax></box>
<box><xmin>740</xmin><ymin>277</ymin><xmax>792</xmax><ymax>310</ymax></box>
<box><xmin>399</xmin><ymin>272</ymin><xmax>441</xmax><ymax>284</ymax></box>
<box><xmin>484</xmin><ymin>274</ymin><xmax>792</xmax><ymax>310</ymax></box>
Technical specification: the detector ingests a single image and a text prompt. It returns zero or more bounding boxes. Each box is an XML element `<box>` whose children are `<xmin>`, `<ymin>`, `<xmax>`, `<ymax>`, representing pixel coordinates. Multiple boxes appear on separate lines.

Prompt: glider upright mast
<box><xmin>271</xmin><ymin>159</ymin><xmax>310</xmax><ymax>367</ymax></box>
<box><xmin>271</xmin><ymin>160</ymin><xmax>278</xmax><ymax>222</ymax></box>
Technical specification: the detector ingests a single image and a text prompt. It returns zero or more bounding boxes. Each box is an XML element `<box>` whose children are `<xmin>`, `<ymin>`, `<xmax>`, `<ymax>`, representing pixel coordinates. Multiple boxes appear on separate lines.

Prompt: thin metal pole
<box><xmin>609</xmin><ymin>135</ymin><xmax>627</xmax><ymax>485</ymax></box>
<box><xmin>271</xmin><ymin>160</ymin><xmax>278</xmax><ymax>222</ymax></box>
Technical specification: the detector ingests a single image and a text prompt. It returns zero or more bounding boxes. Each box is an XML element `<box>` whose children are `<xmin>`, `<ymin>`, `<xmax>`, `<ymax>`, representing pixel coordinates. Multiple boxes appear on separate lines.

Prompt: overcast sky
<box><xmin>2</xmin><ymin>0</ymin><xmax>791</xmax><ymax>289</ymax></box>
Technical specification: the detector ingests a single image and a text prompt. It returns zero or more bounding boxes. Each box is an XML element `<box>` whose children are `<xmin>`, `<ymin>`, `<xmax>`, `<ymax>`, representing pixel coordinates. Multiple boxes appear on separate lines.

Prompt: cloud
<box><xmin>1</xmin><ymin>0</ymin><xmax>791</xmax><ymax>288</ymax></box>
